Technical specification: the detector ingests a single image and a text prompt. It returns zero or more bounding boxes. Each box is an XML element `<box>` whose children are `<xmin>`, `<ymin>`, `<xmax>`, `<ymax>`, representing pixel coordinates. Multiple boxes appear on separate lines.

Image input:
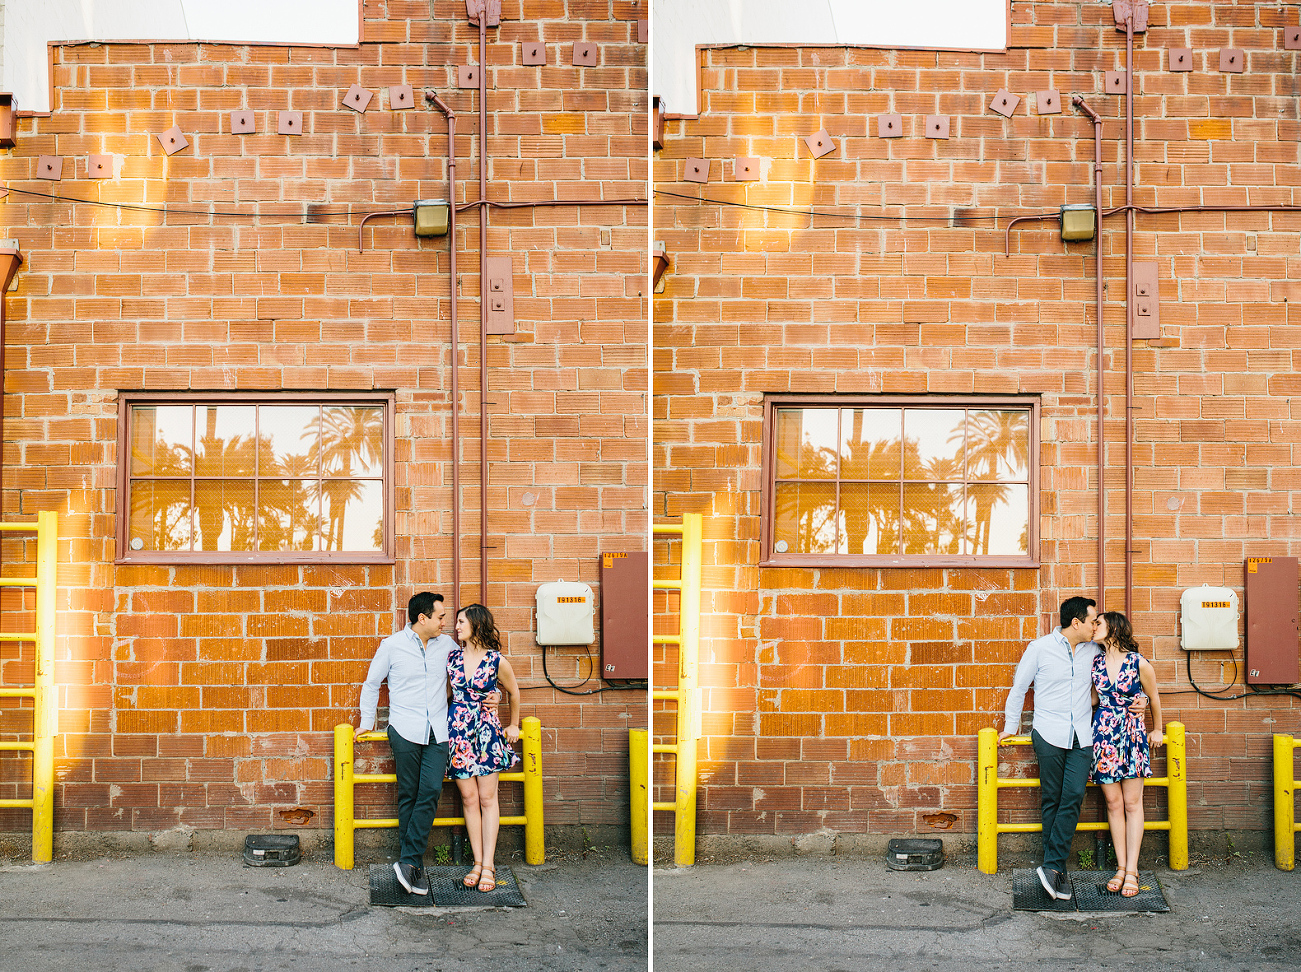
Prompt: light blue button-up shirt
<box><xmin>359</xmin><ymin>625</ymin><xmax>455</xmax><ymax>745</ymax></box>
<box><xmin>1003</xmin><ymin>627</ymin><xmax>1099</xmax><ymax>749</ymax></box>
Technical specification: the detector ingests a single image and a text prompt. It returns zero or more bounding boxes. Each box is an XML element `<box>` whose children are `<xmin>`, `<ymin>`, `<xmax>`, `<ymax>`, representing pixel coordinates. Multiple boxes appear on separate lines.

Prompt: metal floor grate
<box><xmin>368</xmin><ymin>863</ymin><xmax>527</xmax><ymax>908</ymax></box>
<box><xmin>1011</xmin><ymin>868</ymin><xmax>1169</xmax><ymax>913</ymax></box>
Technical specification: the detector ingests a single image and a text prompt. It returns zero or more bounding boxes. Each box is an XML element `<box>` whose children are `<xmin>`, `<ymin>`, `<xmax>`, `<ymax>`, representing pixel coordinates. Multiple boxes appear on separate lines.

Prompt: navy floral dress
<box><xmin>1090</xmin><ymin>651</ymin><xmax>1151</xmax><ymax>784</ymax></box>
<box><xmin>448</xmin><ymin>647</ymin><xmax>518</xmax><ymax>779</ymax></box>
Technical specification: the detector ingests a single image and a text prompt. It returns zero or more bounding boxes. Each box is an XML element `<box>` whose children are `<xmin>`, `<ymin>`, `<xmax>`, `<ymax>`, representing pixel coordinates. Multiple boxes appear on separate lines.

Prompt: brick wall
<box><xmin>0</xmin><ymin>0</ymin><xmax>648</xmax><ymax>843</ymax></box>
<box><xmin>654</xmin><ymin>1</ymin><xmax>1301</xmax><ymax>841</ymax></box>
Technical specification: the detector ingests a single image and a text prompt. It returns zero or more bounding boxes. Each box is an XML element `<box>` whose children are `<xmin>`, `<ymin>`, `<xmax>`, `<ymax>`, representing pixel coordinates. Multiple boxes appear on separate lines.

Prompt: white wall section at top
<box><xmin>4</xmin><ymin>0</ymin><xmax>359</xmax><ymax>113</ymax></box>
<box><xmin>653</xmin><ymin>0</ymin><xmax>1008</xmax><ymax>116</ymax></box>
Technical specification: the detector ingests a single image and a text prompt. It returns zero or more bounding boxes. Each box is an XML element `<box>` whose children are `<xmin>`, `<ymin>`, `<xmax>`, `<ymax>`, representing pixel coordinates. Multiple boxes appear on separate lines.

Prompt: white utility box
<box><xmin>535</xmin><ymin>580</ymin><xmax>596</xmax><ymax>646</ymax></box>
<box><xmin>1179</xmin><ymin>584</ymin><xmax>1239</xmax><ymax>651</ymax></box>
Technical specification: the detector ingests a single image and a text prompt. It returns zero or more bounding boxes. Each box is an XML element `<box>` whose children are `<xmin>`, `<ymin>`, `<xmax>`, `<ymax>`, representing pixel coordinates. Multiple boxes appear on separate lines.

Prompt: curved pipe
<box><xmin>427</xmin><ymin>92</ymin><xmax>461</xmax><ymax>612</ymax></box>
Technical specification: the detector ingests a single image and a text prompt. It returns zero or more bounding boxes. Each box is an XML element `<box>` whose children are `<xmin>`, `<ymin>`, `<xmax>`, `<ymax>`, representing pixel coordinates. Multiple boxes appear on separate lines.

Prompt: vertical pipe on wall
<box><xmin>1124</xmin><ymin>14</ymin><xmax>1135</xmax><ymax>617</ymax></box>
<box><xmin>0</xmin><ymin>246</ymin><xmax>22</xmax><ymax>527</ymax></box>
<box><xmin>428</xmin><ymin>95</ymin><xmax>461</xmax><ymax>610</ymax></box>
<box><xmin>477</xmin><ymin>13</ymin><xmax>490</xmax><ymax>603</ymax></box>
<box><xmin>1072</xmin><ymin>97</ymin><xmax>1106</xmax><ymax>611</ymax></box>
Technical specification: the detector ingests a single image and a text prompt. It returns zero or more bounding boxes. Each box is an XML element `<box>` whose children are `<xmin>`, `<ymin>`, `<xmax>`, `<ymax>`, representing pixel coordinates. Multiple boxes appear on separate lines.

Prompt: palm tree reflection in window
<box><xmin>128</xmin><ymin>403</ymin><xmax>384</xmax><ymax>555</ymax></box>
<box><xmin>772</xmin><ymin>405</ymin><xmax>1030</xmax><ymax>559</ymax></box>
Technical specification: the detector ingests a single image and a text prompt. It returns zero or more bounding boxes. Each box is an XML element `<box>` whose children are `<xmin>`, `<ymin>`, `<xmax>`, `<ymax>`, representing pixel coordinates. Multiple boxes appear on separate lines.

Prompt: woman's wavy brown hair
<box><xmin>1100</xmin><ymin>610</ymin><xmax>1140</xmax><ymax>655</ymax></box>
<box><xmin>458</xmin><ymin>603</ymin><xmax>502</xmax><ymax>653</ymax></box>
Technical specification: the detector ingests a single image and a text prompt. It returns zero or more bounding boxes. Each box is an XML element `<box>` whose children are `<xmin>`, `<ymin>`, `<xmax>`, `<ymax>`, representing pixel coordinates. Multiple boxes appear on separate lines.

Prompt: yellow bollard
<box><xmin>522</xmin><ymin>716</ymin><xmax>544</xmax><ymax>865</ymax></box>
<box><xmin>630</xmin><ymin>729</ymin><xmax>648</xmax><ymax>865</ymax></box>
<box><xmin>977</xmin><ymin>727</ymin><xmax>999</xmax><ymax>874</ymax></box>
<box><xmin>1165</xmin><ymin>721</ymin><xmax>1187</xmax><ymax>870</ymax></box>
<box><xmin>31</xmin><ymin>510</ymin><xmax>57</xmax><ymax>864</ymax></box>
<box><xmin>1276</xmin><ymin>733</ymin><xmax>1295</xmax><ymax>871</ymax></box>
<box><xmin>334</xmin><ymin>723</ymin><xmax>355</xmax><ymax>870</ymax></box>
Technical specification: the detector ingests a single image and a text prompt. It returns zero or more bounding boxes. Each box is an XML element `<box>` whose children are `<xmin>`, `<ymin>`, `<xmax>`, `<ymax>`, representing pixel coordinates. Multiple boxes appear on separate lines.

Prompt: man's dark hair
<box><xmin>1059</xmin><ymin>596</ymin><xmax>1096</xmax><ymax>630</ymax></box>
<box><xmin>408</xmin><ymin>591</ymin><xmax>444</xmax><ymax>625</ymax></box>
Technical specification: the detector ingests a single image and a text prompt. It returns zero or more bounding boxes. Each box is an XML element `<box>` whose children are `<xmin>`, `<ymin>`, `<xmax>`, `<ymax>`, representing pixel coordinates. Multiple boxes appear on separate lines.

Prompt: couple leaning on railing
<box><xmin>999</xmin><ymin>596</ymin><xmax>1164</xmax><ymax>901</ymax></box>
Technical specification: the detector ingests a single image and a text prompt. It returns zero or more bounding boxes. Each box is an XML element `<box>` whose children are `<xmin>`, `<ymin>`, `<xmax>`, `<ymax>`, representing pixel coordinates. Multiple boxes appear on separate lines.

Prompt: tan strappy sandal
<box><xmin>463</xmin><ymin>862</ymin><xmax>483</xmax><ymax>888</ymax></box>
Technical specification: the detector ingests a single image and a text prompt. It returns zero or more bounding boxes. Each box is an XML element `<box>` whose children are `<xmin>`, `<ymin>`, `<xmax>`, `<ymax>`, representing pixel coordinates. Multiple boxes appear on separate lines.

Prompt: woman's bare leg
<box><xmin>1121</xmin><ymin>777</ymin><xmax>1145</xmax><ymax>875</ymax></box>
<box><xmin>1101</xmin><ymin>781</ymin><xmax>1127</xmax><ymax>884</ymax></box>
<box><xmin>457</xmin><ymin>777</ymin><xmax>483</xmax><ymax>867</ymax></box>
<box><xmin>477</xmin><ymin>773</ymin><xmax>501</xmax><ymax>886</ymax></box>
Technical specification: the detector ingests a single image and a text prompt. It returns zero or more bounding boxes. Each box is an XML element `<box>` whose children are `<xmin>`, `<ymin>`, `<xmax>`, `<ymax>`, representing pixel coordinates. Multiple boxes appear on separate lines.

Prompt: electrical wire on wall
<box><xmin>1161</xmin><ymin>650</ymin><xmax>1301</xmax><ymax>703</ymax></box>
<box><xmin>533</xmin><ymin>645</ymin><xmax>647</xmax><ymax>697</ymax></box>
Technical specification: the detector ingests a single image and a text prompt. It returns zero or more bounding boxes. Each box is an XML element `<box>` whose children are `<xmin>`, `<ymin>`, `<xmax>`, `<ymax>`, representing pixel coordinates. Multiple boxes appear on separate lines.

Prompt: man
<box><xmin>357</xmin><ymin>591</ymin><xmax>456</xmax><ymax>896</ymax></box>
<box><xmin>1000</xmin><ymin>595</ymin><xmax>1100</xmax><ymax>902</ymax></box>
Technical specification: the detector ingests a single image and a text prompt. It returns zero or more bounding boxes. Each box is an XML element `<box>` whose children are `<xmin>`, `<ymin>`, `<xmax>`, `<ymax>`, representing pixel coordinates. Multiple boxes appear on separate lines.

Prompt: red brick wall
<box><xmin>654</xmin><ymin>1</ymin><xmax>1301</xmax><ymax>840</ymax></box>
<box><xmin>0</xmin><ymin>0</ymin><xmax>648</xmax><ymax>841</ymax></box>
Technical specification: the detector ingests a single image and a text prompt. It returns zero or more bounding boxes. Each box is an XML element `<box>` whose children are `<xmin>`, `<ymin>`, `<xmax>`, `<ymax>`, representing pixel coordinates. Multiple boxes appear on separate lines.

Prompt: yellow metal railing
<box><xmin>977</xmin><ymin>722</ymin><xmax>1188</xmax><ymax>875</ymax></box>
<box><xmin>652</xmin><ymin>513</ymin><xmax>702</xmax><ymax>867</ymax></box>
<box><xmin>333</xmin><ymin>715</ymin><xmax>543</xmax><ymax>870</ymax></box>
<box><xmin>0</xmin><ymin>512</ymin><xmax>58</xmax><ymax>863</ymax></box>
<box><xmin>1274</xmin><ymin>734</ymin><xmax>1301</xmax><ymax>869</ymax></box>
<box><xmin>630</xmin><ymin>727</ymin><xmax>648</xmax><ymax>865</ymax></box>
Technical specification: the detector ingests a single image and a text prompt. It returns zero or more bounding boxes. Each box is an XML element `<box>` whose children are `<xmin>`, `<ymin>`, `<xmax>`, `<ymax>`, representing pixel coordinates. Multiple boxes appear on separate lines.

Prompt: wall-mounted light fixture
<box><xmin>413</xmin><ymin>199</ymin><xmax>450</xmax><ymax>237</ymax></box>
<box><xmin>653</xmin><ymin>242</ymin><xmax>670</xmax><ymax>289</ymax></box>
<box><xmin>1061</xmin><ymin>203</ymin><xmax>1097</xmax><ymax>242</ymax></box>
<box><xmin>0</xmin><ymin>94</ymin><xmax>15</xmax><ymax>149</ymax></box>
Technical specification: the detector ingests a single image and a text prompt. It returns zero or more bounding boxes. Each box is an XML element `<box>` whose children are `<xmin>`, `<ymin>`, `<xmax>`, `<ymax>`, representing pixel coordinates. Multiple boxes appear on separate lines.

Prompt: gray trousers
<box><xmin>387</xmin><ymin>726</ymin><xmax>449</xmax><ymax>868</ymax></box>
<box><xmin>1031</xmin><ymin>729</ymin><xmax>1092</xmax><ymax>874</ymax></box>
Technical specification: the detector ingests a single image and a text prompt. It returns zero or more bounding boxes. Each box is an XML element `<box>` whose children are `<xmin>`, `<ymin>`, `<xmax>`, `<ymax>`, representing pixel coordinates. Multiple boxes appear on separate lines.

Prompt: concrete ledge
<box><xmin>658</xmin><ymin>829</ymin><xmax>1272</xmax><ymax>868</ymax></box>
<box><xmin>0</xmin><ymin>824</ymin><xmax>631</xmax><ymax>864</ymax></box>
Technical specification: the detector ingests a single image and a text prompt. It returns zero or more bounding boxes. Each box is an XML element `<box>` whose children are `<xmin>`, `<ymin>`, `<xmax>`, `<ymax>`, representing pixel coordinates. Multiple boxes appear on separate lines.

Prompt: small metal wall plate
<box><xmin>877</xmin><ymin>114</ymin><xmax>903</xmax><ymax>137</ymax></box>
<box><xmin>484</xmin><ymin>255</ymin><xmax>515</xmax><ymax>335</ymax></box>
<box><xmin>458</xmin><ymin>65</ymin><xmax>479</xmax><ymax>88</ymax></box>
<box><xmin>1105</xmin><ymin>71</ymin><xmax>1128</xmax><ymax>94</ymax></box>
<box><xmin>36</xmin><ymin>156</ymin><xmax>63</xmax><ymax>180</ymax></box>
<box><xmin>1036</xmin><ymin>89</ymin><xmax>1061</xmax><ymax>114</ymax></box>
<box><xmin>573</xmin><ymin>43</ymin><xmax>598</xmax><ymax>66</ymax></box>
<box><xmin>157</xmin><ymin>127</ymin><xmax>188</xmax><ymax>155</ymax></box>
<box><xmin>1219</xmin><ymin>48</ymin><xmax>1245</xmax><ymax>72</ymax></box>
<box><xmin>389</xmin><ymin>85</ymin><xmax>414</xmax><ymax>109</ymax></box>
<box><xmin>684</xmin><ymin>158</ymin><xmax>709</xmax><ymax>183</ymax></box>
<box><xmin>989</xmin><ymin>89</ymin><xmax>1019</xmax><ymax>117</ymax></box>
<box><xmin>230</xmin><ymin>110</ymin><xmax>255</xmax><ymax>133</ymax></box>
<box><xmin>521</xmin><ymin>42</ymin><xmax>546</xmax><ymax>65</ymax></box>
<box><xmin>1286</xmin><ymin>27</ymin><xmax>1301</xmax><ymax>50</ymax></box>
<box><xmin>733</xmin><ymin>157</ymin><xmax>760</xmax><ymax>181</ymax></box>
<box><xmin>278</xmin><ymin>111</ymin><xmax>303</xmax><ymax>135</ymax></box>
<box><xmin>925</xmin><ymin>115</ymin><xmax>949</xmax><ymax>138</ymax></box>
<box><xmin>804</xmin><ymin>129</ymin><xmax>835</xmax><ymax>157</ymax></box>
<box><xmin>342</xmin><ymin>84</ymin><xmax>373</xmax><ymax>112</ymax></box>
<box><xmin>1168</xmin><ymin>48</ymin><xmax>1192</xmax><ymax>71</ymax></box>
<box><xmin>638</xmin><ymin>19</ymin><xmax>648</xmax><ymax>43</ymax></box>
<box><xmin>1132</xmin><ymin>260</ymin><xmax>1160</xmax><ymax>339</ymax></box>
<box><xmin>88</xmin><ymin>155</ymin><xmax>112</xmax><ymax>178</ymax></box>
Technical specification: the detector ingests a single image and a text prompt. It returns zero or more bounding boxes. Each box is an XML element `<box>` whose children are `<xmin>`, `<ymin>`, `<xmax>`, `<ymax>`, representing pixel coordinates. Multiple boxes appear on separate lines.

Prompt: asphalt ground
<box><xmin>0</xmin><ymin>850</ymin><xmax>648</xmax><ymax>972</ymax></box>
<box><xmin>653</xmin><ymin>854</ymin><xmax>1301</xmax><ymax>972</ymax></box>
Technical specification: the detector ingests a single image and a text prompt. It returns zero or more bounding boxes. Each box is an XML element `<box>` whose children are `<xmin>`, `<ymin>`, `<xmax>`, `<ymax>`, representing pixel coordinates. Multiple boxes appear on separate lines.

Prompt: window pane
<box><xmin>260</xmin><ymin>406</ymin><xmax>320</xmax><ymax>478</ymax></box>
<box><xmin>967</xmin><ymin>484</ymin><xmax>1030</xmax><ymax>555</ymax></box>
<box><xmin>258</xmin><ymin>480</ymin><xmax>320</xmax><ymax>552</ymax></box>
<box><xmin>193</xmin><ymin>481</ymin><xmax>257</xmax><ymax>551</ymax></box>
<box><xmin>840</xmin><ymin>483</ymin><xmax>900</xmax><ymax>555</ymax></box>
<box><xmin>129</xmin><ymin>406</ymin><xmax>193</xmax><ymax>476</ymax></box>
<box><xmin>774</xmin><ymin>408</ymin><xmax>837</xmax><ymax>480</ymax></box>
<box><xmin>320</xmin><ymin>406</ymin><xmax>385</xmax><ymax>478</ymax></box>
<box><xmin>901</xmin><ymin>482</ymin><xmax>964</xmax><ymax>555</ymax></box>
<box><xmin>966</xmin><ymin>409</ymin><xmax>1030</xmax><ymax>482</ymax></box>
<box><xmin>128</xmin><ymin>480</ymin><xmax>192</xmax><ymax>551</ymax></box>
<box><xmin>319</xmin><ymin>480</ymin><xmax>384</xmax><ymax>551</ymax></box>
<box><xmin>903</xmin><ymin>409</ymin><xmax>965</xmax><ymax>481</ymax></box>
<box><xmin>840</xmin><ymin>408</ymin><xmax>901</xmax><ymax>480</ymax></box>
<box><xmin>773</xmin><ymin>482</ymin><xmax>837</xmax><ymax>554</ymax></box>
<box><xmin>194</xmin><ymin>406</ymin><xmax>256</xmax><ymax>477</ymax></box>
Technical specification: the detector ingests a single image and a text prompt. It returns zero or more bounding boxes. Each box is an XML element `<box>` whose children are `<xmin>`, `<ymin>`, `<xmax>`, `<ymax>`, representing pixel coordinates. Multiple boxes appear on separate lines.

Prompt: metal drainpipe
<box><xmin>1073</xmin><ymin>96</ymin><xmax>1106</xmax><ymax>612</ymax></box>
<box><xmin>0</xmin><ymin>245</ymin><xmax>21</xmax><ymax>530</ymax></box>
<box><xmin>1124</xmin><ymin>13</ymin><xmax>1135</xmax><ymax>617</ymax></box>
<box><xmin>427</xmin><ymin>94</ymin><xmax>461</xmax><ymax>611</ymax></box>
<box><xmin>477</xmin><ymin>12</ymin><xmax>490</xmax><ymax>604</ymax></box>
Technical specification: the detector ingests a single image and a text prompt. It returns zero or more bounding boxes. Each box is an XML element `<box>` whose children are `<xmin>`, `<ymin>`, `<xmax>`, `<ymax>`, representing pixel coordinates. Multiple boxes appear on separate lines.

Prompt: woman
<box><xmin>448</xmin><ymin>604</ymin><xmax>521</xmax><ymax>893</ymax></box>
<box><xmin>1090</xmin><ymin>610</ymin><xmax>1164</xmax><ymax>897</ymax></box>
